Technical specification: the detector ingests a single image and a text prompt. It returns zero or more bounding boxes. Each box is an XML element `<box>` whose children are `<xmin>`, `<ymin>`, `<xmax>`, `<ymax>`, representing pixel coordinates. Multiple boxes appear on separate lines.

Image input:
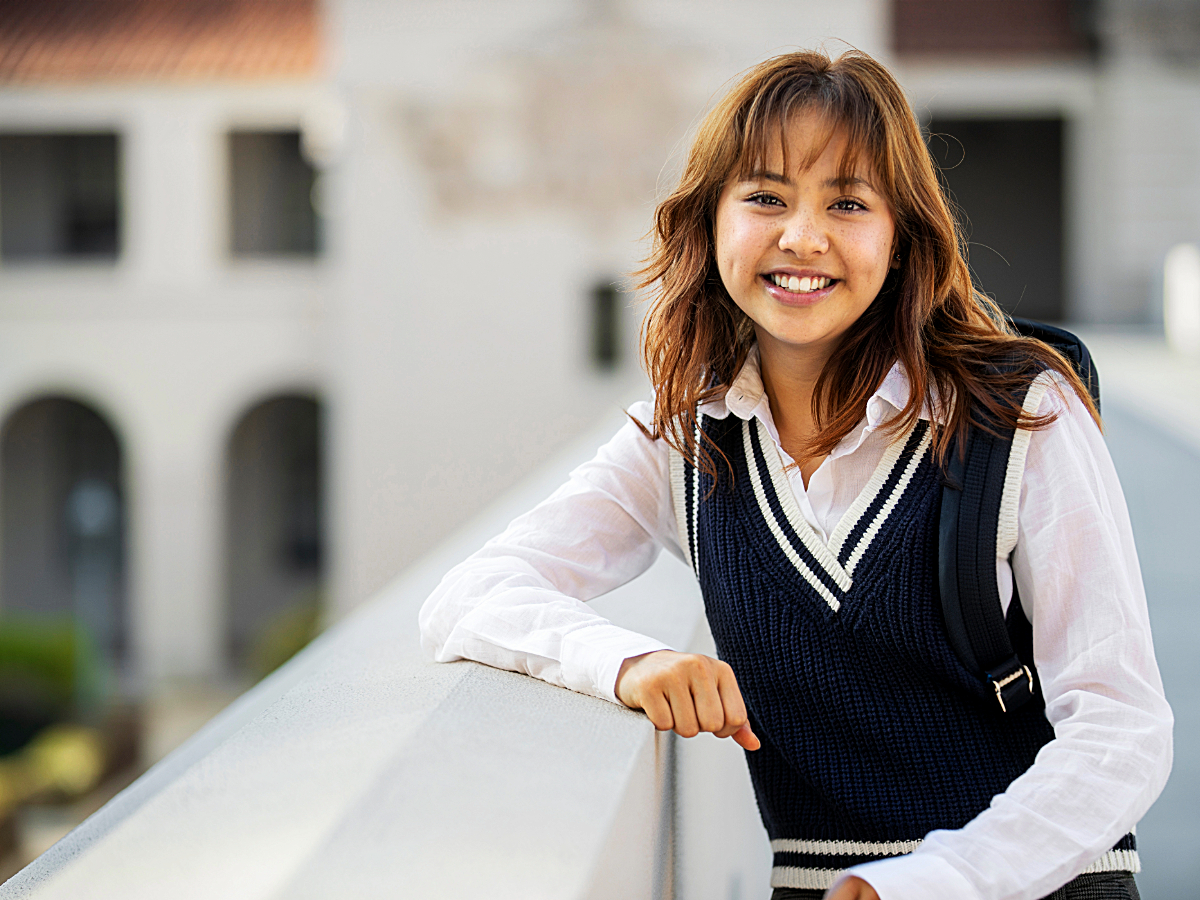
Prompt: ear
<box><xmin>890</xmin><ymin>245</ymin><xmax>902</xmax><ymax>269</ymax></box>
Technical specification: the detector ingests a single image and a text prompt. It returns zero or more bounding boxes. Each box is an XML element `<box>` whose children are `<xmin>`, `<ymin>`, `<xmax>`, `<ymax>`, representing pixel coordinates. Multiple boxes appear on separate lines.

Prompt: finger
<box><xmin>639</xmin><ymin>690</ymin><xmax>675</xmax><ymax>732</ymax></box>
<box><xmin>666</xmin><ymin>679</ymin><xmax>701</xmax><ymax>738</ymax></box>
<box><xmin>713</xmin><ymin>663</ymin><xmax>748</xmax><ymax>738</ymax></box>
<box><xmin>690</xmin><ymin>668</ymin><xmax>726</xmax><ymax>735</ymax></box>
<box><xmin>731</xmin><ymin>721</ymin><xmax>761</xmax><ymax>751</ymax></box>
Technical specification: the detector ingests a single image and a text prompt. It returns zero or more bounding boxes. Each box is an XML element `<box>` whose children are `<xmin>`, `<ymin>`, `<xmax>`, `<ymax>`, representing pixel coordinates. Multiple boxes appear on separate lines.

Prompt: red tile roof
<box><xmin>0</xmin><ymin>0</ymin><xmax>320</xmax><ymax>84</ymax></box>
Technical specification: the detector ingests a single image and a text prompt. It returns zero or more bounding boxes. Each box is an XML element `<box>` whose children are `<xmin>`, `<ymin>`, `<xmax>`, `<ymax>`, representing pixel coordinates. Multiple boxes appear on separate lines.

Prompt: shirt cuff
<box><xmin>560</xmin><ymin>622</ymin><xmax>673</xmax><ymax>704</ymax></box>
<box><xmin>840</xmin><ymin>851</ymin><xmax>979</xmax><ymax>900</ymax></box>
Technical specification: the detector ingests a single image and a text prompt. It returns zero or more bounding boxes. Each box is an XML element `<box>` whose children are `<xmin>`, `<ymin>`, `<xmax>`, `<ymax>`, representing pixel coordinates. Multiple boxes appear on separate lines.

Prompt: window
<box><xmin>0</xmin><ymin>133</ymin><xmax>121</xmax><ymax>261</ymax></box>
<box><xmin>590</xmin><ymin>281</ymin><xmax>621</xmax><ymax>371</ymax></box>
<box><xmin>228</xmin><ymin>130</ymin><xmax>319</xmax><ymax>257</ymax></box>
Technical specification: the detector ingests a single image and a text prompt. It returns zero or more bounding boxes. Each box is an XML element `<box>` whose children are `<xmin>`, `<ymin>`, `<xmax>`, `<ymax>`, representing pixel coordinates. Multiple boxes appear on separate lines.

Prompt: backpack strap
<box><xmin>939</xmin><ymin>372</ymin><xmax>1055</xmax><ymax>713</ymax></box>
<box><xmin>1010</xmin><ymin>317</ymin><xmax>1101</xmax><ymax>412</ymax></box>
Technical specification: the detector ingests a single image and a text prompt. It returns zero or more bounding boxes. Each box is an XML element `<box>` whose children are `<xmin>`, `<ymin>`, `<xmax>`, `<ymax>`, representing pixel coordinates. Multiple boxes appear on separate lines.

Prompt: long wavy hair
<box><xmin>636</xmin><ymin>48</ymin><xmax>1098</xmax><ymax>480</ymax></box>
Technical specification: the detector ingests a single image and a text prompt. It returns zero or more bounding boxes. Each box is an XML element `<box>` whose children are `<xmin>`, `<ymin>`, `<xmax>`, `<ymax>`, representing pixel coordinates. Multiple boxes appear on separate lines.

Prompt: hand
<box><xmin>614</xmin><ymin>650</ymin><xmax>760</xmax><ymax>751</ymax></box>
<box><xmin>825</xmin><ymin>876</ymin><xmax>880</xmax><ymax>900</ymax></box>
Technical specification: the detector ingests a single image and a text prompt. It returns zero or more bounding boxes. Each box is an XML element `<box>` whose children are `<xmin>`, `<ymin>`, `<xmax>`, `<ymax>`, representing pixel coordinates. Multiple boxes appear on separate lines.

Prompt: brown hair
<box><xmin>635</xmin><ymin>48</ymin><xmax>1098</xmax><ymax>479</ymax></box>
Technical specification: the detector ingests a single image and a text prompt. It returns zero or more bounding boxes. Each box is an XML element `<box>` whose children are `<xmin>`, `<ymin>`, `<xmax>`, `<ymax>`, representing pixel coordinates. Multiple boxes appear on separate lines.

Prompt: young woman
<box><xmin>420</xmin><ymin>49</ymin><xmax>1171</xmax><ymax>900</ymax></box>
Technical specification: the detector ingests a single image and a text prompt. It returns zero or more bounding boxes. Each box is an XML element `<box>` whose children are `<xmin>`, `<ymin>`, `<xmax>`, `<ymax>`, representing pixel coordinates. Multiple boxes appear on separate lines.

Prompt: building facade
<box><xmin>0</xmin><ymin>0</ymin><xmax>1197</xmax><ymax>693</ymax></box>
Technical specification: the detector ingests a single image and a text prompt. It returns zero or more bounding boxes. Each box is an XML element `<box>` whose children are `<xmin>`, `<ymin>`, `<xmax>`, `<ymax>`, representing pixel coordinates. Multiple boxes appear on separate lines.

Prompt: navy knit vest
<box><xmin>669</xmin><ymin>411</ymin><xmax>1138</xmax><ymax>891</ymax></box>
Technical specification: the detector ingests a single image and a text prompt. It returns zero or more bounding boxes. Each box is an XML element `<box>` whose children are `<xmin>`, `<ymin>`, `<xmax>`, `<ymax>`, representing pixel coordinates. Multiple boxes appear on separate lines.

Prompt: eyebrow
<box><xmin>743</xmin><ymin>170</ymin><xmax>878</xmax><ymax>192</ymax></box>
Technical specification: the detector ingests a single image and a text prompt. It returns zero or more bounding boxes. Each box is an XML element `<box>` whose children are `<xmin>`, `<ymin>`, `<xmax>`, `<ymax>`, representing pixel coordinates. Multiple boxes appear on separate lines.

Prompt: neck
<box><xmin>755</xmin><ymin>332</ymin><xmax>833</xmax><ymax>457</ymax></box>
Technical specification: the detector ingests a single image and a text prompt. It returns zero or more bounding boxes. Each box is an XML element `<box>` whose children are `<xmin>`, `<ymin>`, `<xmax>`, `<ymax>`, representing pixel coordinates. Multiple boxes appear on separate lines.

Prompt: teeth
<box><xmin>772</xmin><ymin>274</ymin><xmax>831</xmax><ymax>293</ymax></box>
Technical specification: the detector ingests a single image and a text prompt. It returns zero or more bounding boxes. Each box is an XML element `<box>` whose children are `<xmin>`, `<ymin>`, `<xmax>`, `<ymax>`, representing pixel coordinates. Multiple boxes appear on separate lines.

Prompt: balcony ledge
<box><xmin>1</xmin><ymin>403</ymin><xmax>770</xmax><ymax>900</ymax></box>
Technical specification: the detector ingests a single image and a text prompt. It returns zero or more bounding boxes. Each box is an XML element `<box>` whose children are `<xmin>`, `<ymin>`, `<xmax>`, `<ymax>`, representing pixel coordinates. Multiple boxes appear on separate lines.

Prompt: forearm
<box><xmin>419</xmin><ymin>403</ymin><xmax>683</xmax><ymax>701</ymax></box>
<box><xmin>420</xmin><ymin>556</ymin><xmax>672</xmax><ymax>701</ymax></box>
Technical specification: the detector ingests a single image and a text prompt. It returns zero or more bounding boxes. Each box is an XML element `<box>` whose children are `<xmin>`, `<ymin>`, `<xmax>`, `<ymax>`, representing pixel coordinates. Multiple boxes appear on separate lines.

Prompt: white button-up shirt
<box><xmin>419</xmin><ymin>349</ymin><xmax>1172</xmax><ymax>900</ymax></box>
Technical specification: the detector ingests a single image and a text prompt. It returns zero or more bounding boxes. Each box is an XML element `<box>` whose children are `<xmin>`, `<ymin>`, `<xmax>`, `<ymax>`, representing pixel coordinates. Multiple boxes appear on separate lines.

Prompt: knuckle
<box><xmin>648</xmin><ymin>710</ymin><xmax>672</xmax><ymax>731</ymax></box>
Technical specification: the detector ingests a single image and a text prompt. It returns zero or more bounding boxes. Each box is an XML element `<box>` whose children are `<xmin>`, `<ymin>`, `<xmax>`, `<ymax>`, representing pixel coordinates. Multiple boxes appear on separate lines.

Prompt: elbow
<box><xmin>417</xmin><ymin>584</ymin><xmax>452</xmax><ymax>660</ymax></box>
<box><xmin>1118</xmin><ymin>692</ymin><xmax>1174</xmax><ymax>815</ymax></box>
<box><xmin>1150</xmin><ymin>698</ymin><xmax>1175</xmax><ymax>797</ymax></box>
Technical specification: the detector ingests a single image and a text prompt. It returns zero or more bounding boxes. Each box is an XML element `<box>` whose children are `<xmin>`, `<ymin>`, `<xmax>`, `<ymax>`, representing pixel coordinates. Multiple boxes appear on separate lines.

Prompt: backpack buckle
<box><xmin>988</xmin><ymin>663</ymin><xmax>1034</xmax><ymax>713</ymax></box>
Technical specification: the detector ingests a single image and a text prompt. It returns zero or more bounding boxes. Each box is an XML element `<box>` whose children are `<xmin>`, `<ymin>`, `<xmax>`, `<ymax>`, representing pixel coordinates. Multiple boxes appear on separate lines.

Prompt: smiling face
<box><xmin>714</xmin><ymin>111</ymin><xmax>897</xmax><ymax>374</ymax></box>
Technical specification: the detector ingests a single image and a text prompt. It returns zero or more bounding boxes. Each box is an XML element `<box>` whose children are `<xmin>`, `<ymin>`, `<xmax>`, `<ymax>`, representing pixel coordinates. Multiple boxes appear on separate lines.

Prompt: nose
<box><xmin>778</xmin><ymin>206</ymin><xmax>829</xmax><ymax>257</ymax></box>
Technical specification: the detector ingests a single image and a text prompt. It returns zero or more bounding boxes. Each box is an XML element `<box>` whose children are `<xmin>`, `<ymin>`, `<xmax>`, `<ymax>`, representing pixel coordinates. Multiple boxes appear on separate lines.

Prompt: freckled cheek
<box><xmin>716</xmin><ymin>221</ymin><xmax>768</xmax><ymax>285</ymax></box>
<box><xmin>840</xmin><ymin>233</ymin><xmax>893</xmax><ymax>284</ymax></box>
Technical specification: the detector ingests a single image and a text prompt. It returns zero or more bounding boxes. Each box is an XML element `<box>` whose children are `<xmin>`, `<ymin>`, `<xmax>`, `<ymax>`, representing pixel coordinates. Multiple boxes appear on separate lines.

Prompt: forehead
<box><xmin>738</xmin><ymin>109</ymin><xmax>875</xmax><ymax>183</ymax></box>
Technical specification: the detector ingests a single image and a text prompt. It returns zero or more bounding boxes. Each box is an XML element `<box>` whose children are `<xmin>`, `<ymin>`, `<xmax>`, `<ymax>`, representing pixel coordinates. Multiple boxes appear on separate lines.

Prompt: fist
<box><xmin>614</xmin><ymin>650</ymin><xmax>760</xmax><ymax>751</ymax></box>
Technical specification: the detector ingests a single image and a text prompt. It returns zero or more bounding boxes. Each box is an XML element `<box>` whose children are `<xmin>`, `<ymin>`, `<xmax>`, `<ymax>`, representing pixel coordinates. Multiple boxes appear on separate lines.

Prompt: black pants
<box><xmin>770</xmin><ymin>871</ymin><xmax>1140</xmax><ymax>900</ymax></box>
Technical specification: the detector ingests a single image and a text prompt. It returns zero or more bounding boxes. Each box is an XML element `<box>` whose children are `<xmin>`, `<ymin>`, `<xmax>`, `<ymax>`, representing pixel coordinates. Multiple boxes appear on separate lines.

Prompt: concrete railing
<box><xmin>0</xmin><ymin>405</ymin><xmax>771</xmax><ymax>900</ymax></box>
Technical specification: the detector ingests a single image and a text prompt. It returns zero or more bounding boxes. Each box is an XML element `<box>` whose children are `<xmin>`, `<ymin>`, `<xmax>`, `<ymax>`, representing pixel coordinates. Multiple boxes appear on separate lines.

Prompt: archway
<box><xmin>0</xmin><ymin>397</ymin><xmax>126</xmax><ymax>751</ymax></box>
<box><xmin>224</xmin><ymin>394</ymin><xmax>323</xmax><ymax>676</ymax></box>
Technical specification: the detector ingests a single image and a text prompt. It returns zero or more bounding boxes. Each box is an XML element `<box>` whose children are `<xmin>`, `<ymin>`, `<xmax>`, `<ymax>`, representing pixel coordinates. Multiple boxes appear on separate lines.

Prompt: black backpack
<box><xmin>938</xmin><ymin>319</ymin><xmax>1101</xmax><ymax>712</ymax></box>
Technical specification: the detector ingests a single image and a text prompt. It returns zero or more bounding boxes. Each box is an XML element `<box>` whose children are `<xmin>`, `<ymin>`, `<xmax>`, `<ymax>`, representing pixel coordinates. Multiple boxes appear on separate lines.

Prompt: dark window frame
<box><xmin>0</xmin><ymin>130</ymin><xmax>123</xmax><ymax>263</ymax></box>
<box><xmin>227</xmin><ymin>129</ymin><xmax>321</xmax><ymax>259</ymax></box>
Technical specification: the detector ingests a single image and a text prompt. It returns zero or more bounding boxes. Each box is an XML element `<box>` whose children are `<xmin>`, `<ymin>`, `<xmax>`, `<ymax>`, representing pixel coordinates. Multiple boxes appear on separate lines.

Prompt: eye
<box><xmin>746</xmin><ymin>191</ymin><xmax>784</xmax><ymax>207</ymax></box>
<box><xmin>831</xmin><ymin>198</ymin><xmax>868</xmax><ymax>212</ymax></box>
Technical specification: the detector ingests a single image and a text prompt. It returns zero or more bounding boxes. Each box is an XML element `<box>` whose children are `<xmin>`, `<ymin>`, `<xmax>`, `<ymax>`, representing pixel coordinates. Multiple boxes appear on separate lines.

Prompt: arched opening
<box><xmin>224</xmin><ymin>394</ymin><xmax>324</xmax><ymax>677</ymax></box>
<box><xmin>0</xmin><ymin>397</ymin><xmax>126</xmax><ymax>752</ymax></box>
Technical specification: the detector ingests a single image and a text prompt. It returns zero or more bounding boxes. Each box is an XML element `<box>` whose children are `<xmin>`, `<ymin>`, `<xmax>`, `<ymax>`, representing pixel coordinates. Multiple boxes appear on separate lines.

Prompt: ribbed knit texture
<box><xmin>677</xmin><ymin>413</ymin><xmax>1135</xmax><ymax>886</ymax></box>
<box><xmin>771</xmin><ymin>873</ymin><xmax>1139</xmax><ymax>900</ymax></box>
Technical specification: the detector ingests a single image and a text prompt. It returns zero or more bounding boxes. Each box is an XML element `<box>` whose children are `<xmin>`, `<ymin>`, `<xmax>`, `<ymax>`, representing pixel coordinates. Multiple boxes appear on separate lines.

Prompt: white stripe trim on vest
<box><xmin>668</xmin><ymin>446</ymin><xmax>691</xmax><ymax>572</ymax></box>
<box><xmin>844</xmin><ymin>427</ymin><xmax>932</xmax><ymax>576</ymax></box>
<box><xmin>1081</xmin><ymin>848</ymin><xmax>1141</xmax><ymax>875</ymax></box>
<box><xmin>996</xmin><ymin>371</ymin><xmax>1056</xmax><ymax>560</ymax></box>
<box><xmin>691</xmin><ymin>413</ymin><xmax>703</xmax><ymax>576</ymax></box>
<box><xmin>753</xmin><ymin>418</ymin><xmax>852</xmax><ymax>592</ymax></box>
<box><xmin>827</xmin><ymin>428</ymin><xmax>915</xmax><ymax>561</ymax></box>
<box><xmin>770</xmin><ymin>838</ymin><xmax>921</xmax><ymax>856</ymax></box>
<box><xmin>743</xmin><ymin>420</ymin><xmax>843</xmax><ymax>611</ymax></box>
<box><xmin>771</xmin><ymin>867</ymin><xmax>843</xmax><ymax>891</ymax></box>
<box><xmin>771</xmin><ymin>839</ymin><xmax>1137</xmax><ymax>889</ymax></box>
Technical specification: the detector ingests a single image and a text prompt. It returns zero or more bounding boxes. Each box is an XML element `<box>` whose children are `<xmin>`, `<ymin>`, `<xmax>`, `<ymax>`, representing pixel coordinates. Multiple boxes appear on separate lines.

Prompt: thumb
<box><xmin>731</xmin><ymin>721</ymin><xmax>760</xmax><ymax>751</ymax></box>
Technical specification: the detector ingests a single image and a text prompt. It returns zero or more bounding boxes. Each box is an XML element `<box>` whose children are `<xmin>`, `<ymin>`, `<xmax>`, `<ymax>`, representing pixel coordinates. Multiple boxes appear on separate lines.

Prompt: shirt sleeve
<box><xmin>843</xmin><ymin>385</ymin><xmax>1174</xmax><ymax>900</ymax></box>
<box><xmin>418</xmin><ymin>400</ymin><xmax>686</xmax><ymax>704</ymax></box>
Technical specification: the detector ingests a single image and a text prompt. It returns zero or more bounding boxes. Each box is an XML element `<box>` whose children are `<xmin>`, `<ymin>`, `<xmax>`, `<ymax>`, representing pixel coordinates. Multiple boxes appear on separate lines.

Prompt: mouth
<box><xmin>763</xmin><ymin>273</ymin><xmax>838</xmax><ymax>296</ymax></box>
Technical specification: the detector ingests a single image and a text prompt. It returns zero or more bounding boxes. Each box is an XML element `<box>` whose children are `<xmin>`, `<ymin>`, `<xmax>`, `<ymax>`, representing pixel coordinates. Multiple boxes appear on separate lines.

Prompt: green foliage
<box><xmin>0</xmin><ymin>618</ymin><xmax>80</xmax><ymax>713</ymax></box>
<box><xmin>0</xmin><ymin>616</ymin><xmax>105</xmax><ymax>757</ymax></box>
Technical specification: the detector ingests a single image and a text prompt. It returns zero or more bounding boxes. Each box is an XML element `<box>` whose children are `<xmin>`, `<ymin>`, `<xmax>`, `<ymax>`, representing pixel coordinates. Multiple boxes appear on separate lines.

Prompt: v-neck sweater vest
<box><xmin>670</xmin><ymin>412</ymin><xmax>1138</xmax><ymax>891</ymax></box>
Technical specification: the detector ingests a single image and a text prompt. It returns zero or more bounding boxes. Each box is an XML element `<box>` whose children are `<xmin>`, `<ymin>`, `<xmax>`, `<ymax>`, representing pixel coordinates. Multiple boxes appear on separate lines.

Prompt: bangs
<box><xmin>730</xmin><ymin>72</ymin><xmax>885</xmax><ymax>193</ymax></box>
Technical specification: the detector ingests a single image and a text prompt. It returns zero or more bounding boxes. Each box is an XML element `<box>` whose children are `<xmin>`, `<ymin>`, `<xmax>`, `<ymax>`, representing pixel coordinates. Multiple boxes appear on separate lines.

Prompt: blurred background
<box><xmin>0</xmin><ymin>0</ymin><xmax>1197</xmax><ymax>893</ymax></box>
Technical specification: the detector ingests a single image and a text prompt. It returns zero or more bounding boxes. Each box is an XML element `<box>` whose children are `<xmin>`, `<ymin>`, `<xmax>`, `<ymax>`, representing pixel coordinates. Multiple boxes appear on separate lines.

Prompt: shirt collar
<box><xmin>699</xmin><ymin>346</ymin><xmax>937</xmax><ymax>448</ymax></box>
